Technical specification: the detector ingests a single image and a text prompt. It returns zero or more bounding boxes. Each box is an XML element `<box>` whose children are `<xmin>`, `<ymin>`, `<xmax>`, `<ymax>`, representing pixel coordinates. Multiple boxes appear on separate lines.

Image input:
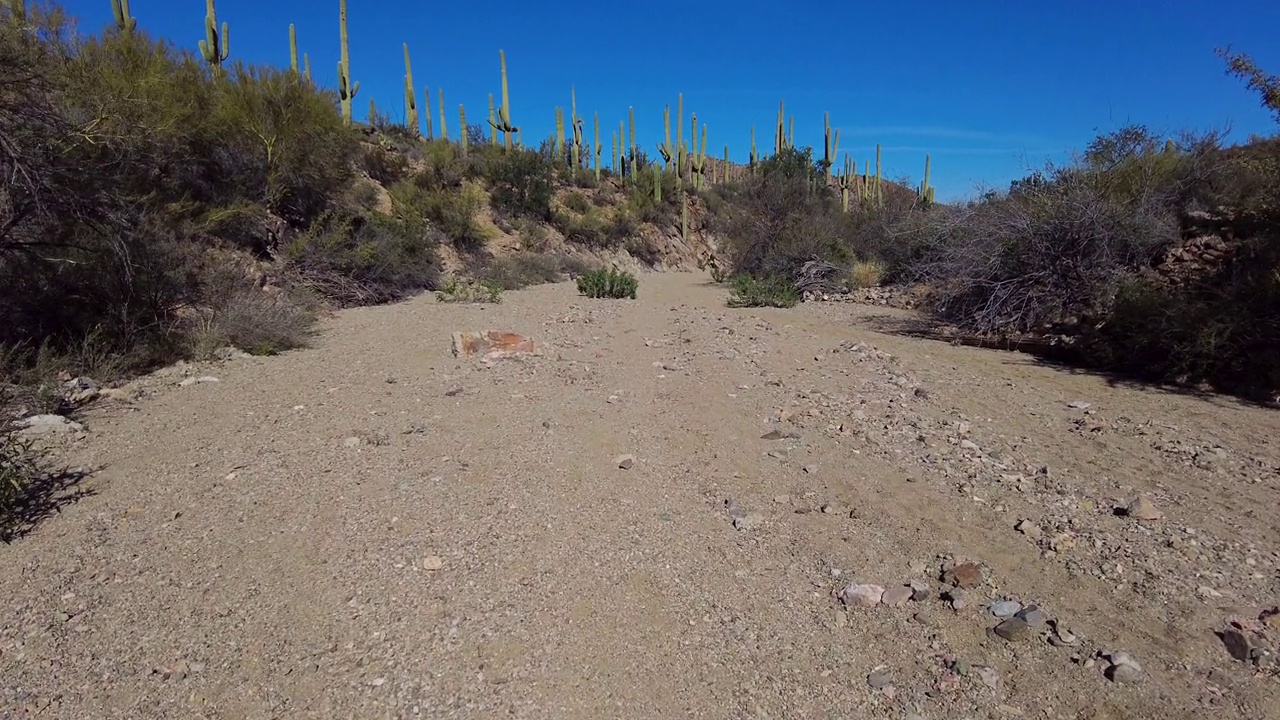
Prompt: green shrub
<box><xmin>564</xmin><ymin>192</ymin><xmax>592</xmax><ymax>213</ymax></box>
<box><xmin>284</xmin><ymin>211</ymin><xmax>442</xmax><ymax>306</ymax></box>
<box><xmin>577</xmin><ymin>267</ymin><xmax>638</xmax><ymax>299</ymax></box>
<box><xmin>435</xmin><ymin>277</ymin><xmax>503</xmax><ymax>304</ymax></box>
<box><xmin>726</xmin><ymin>274</ymin><xmax>799</xmax><ymax>308</ymax></box>
<box><xmin>478</xmin><ymin>252</ymin><xmax>589</xmax><ymax>290</ymax></box>
<box><xmin>0</xmin><ymin>415</ymin><xmax>39</xmax><ymax>541</ymax></box>
<box><xmin>389</xmin><ymin>181</ymin><xmax>487</xmax><ymax>252</ymax></box>
<box><xmin>559</xmin><ymin>207</ymin><xmax>616</xmax><ymax>248</ymax></box>
<box><xmin>483</xmin><ymin>147</ymin><xmax>555</xmax><ymax>220</ymax></box>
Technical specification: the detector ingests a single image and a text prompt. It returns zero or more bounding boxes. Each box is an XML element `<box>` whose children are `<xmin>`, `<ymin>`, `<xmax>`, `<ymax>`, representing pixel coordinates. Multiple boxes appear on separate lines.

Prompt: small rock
<box><xmin>909</xmin><ymin>581</ymin><xmax>932</xmax><ymax>602</ymax></box>
<box><xmin>761</xmin><ymin>429</ymin><xmax>800</xmax><ymax>440</ymax></box>
<box><xmin>1015</xmin><ymin>605</ymin><xmax>1050</xmax><ymax>630</ymax></box>
<box><xmin>733</xmin><ymin>512</ymin><xmax>765</xmax><ymax>531</ymax></box>
<box><xmin>990</xmin><ymin>600</ymin><xmax>1022</xmax><ymax>618</ymax></box>
<box><xmin>423</xmin><ymin>556</ymin><xmax>444</xmax><ymax>571</ymax></box>
<box><xmin>1067</xmin><ymin>401</ymin><xmax>1092</xmax><ymax>410</ymax></box>
<box><xmin>960</xmin><ymin>439</ymin><xmax>980</xmax><ymax>452</ymax></box>
<box><xmin>942</xmin><ymin>562</ymin><xmax>984</xmax><ymax>589</ymax></box>
<box><xmin>994</xmin><ymin>618</ymin><xmax>1032</xmax><ymax>642</ymax></box>
<box><xmin>881</xmin><ymin>586</ymin><xmax>914</xmax><ymax>607</ymax></box>
<box><xmin>1105</xmin><ymin>653</ymin><xmax>1143</xmax><ymax>684</ymax></box>
<box><xmin>867</xmin><ymin>668</ymin><xmax>893</xmax><ymax>690</ymax></box>
<box><xmin>839</xmin><ymin>583</ymin><xmax>885</xmax><ymax>609</ymax></box>
<box><xmin>977</xmin><ymin>666</ymin><xmax>1002</xmax><ymax>691</ymax></box>
<box><xmin>1015</xmin><ymin>519</ymin><xmax>1042</xmax><ymax>540</ymax></box>
<box><xmin>1124</xmin><ymin>496</ymin><xmax>1163</xmax><ymax>522</ymax></box>
<box><xmin>16</xmin><ymin>414</ymin><xmax>84</xmax><ymax>436</ymax></box>
<box><xmin>1261</xmin><ymin>607</ymin><xmax>1280</xmax><ymax>631</ymax></box>
<box><xmin>614</xmin><ymin>454</ymin><xmax>636</xmax><ymax>470</ymax></box>
<box><xmin>342</xmin><ymin>436</ymin><xmax>361</xmax><ymax>448</ymax></box>
<box><xmin>178</xmin><ymin>376</ymin><xmax>221</xmax><ymax>387</ymax></box>
<box><xmin>802</xmin><ymin>465</ymin><xmax>818</xmax><ymax>474</ymax></box>
<box><xmin>945</xmin><ymin>589</ymin><xmax>966</xmax><ymax>611</ymax></box>
<box><xmin>1219</xmin><ymin>622</ymin><xmax>1263</xmax><ymax>663</ymax></box>
<box><xmin>1197</xmin><ymin>585</ymin><xmax>1223</xmax><ymax>599</ymax></box>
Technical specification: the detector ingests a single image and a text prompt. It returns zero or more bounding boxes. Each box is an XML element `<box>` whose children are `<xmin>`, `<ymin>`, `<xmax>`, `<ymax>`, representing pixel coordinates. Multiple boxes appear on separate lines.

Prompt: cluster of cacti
<box><xmin>336</xmin><ymin>0</ymin><xmax>358</xmax><ymax>124</ymax></box>
<box><xmin>199</xmin><ymin>0</ymin><xmax>229</xmax><ymax>75</ymax></box>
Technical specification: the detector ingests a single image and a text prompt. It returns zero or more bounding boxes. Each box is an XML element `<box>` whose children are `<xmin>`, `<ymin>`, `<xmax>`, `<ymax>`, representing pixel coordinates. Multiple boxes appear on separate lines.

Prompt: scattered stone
<box><xmin>881</xmin><ymin>586</ymin><xmax>914</xmax><ymax>607</ymax></box>
<box><xmin>1219</xmin><ymin>621</ymin><xmax>1271</xmax><ymax>665</ymax></box>
<box><xmin>733</xmin><ymin>512</ymin><xmax>765</xmax><ymax>531</ymax></box>
<box><xmin>1015</xmin><ymin>519</ymin><xmax>1043</xmax><ymax>541</ymax></box>
<box><xmin>960</xmin><ymin>439</ymin><xmax>980</xmax><ymax>452</ymax></box>
<box><xmin>942</xmin><ymin>562</ymin><xmax>984</xmax><ymax>590</ymax></box>
<box><xmin>1016</xmin><ymin>605</ymin><xmax>1050</xmax><ymax>630</ymax></box>
<box><xmin>950</xmin><ymin>658</ymin><xmax>971</xmax><ymax>676</ymax></box>
<box><xmin>977</xmin><ymin>665</ymin><xmax>1002</xmax><ymax>691</ymax></box>
<box><xmin>614</xmin><ymin>454</ymin><xmax>636</xmax><ymax>470</ymax></box>
<box><xmin>1049</xmin><ymin>624</ymin><xmax>1080</xmax><ymax>647</ymax></box>
<box><xmin>178</xmin><ymin>376</ymin><xmax>220</xmax><ymax>387</ymax></box>
<box><xmin>1067</xmin><ymin>401</ymin><xmax>1092</xmax><ymax>410</ymax></box>
<box><xmin>1103</xmin><ymin>652</ymin><xmax>1143</xmax><ymax>684</ymax></box>
<box><xmin>16</xmin><ymin>414</ymin><xmax>84</xmax><ymax>436</ymax></box>
<box><xmin>444</xmin><ymin>387</ymin><xmax>464</xmax><ymax>397</ymax></box>
<box><xmin>990</xmin><ymin>600</ymin><xmax>1023</xmax><ymax>618</ymax></box>
<box><xmin>761</xmin><ymin>429</ymin><xmax>800</xmax><ymax>440</ymax></box>
<box><xmin>994</xmin><ymin>618</ymin><xmax>1032</xmax><ymax>642</ymax></box>
<box><xmin>839</xmin><ymin>583</ymin><xmax>885</xmax><ymax>609</ymax></box>
<box><xmin>909</xmin><ymin>581</ymin><xmax>932</xmax><ymax>602</ymax></box>
<box><xmin>944</xmin><ymin>589</ymin><xmax>966</xmax><ymax>611</ymax></box>
<box><xmin>422</xmin><ymin>556</ymin><xmax>444</xmax><ymax>571</ymax></box>
<box><xmin>802</xmin><ymin>465</ymin><xmax>818</xmax><ymax>474</ymax></box>
<box><xmin>1123</xmin><ymin>496</ymin><xmax>1163</xmax><ymax>522</ymax></box>
<box><xmin>1197</xmin><ymin>585</ymin><xmax>1223</xmax><ymax>599</ymax></box>
<box><xmin>1261</xmin><ymin>607</ymin><xmax>1280</xmax><ymax>631</ymax></box>
<box><xmin>867</xmin><ymin>667</ymin><xmax>893</xmax><ymax>690</ymax></box>
<box><xmin>342</xmin><ymin>437</ymin><xmax>361</xmax><ymax>448</ymax></box>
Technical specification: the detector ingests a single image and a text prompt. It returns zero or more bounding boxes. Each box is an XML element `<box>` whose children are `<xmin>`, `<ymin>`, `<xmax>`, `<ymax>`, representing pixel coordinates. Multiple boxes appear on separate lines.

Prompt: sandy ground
<box><xmin>2</xmin><ymin>272</ymin><xmax>1278</xmax><ymax>720</ymax></box>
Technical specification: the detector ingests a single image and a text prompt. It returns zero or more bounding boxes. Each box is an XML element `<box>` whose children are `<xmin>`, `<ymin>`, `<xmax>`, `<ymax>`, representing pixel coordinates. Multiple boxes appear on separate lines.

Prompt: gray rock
<box><xmin>909</xmin><ymin>581</ymin><xmax>932</xmax><ymax>602</ymax></box>
<box><xmin>867</xmin><ymin>668</ymin><xmax>893</xmax><ymax>690</ymax></box>
<box><xmin>881</xmin><ymin>586</ymin><xmax>913</xmax><ymax>607</ymax></box>
<box><xmin>178</xmin><ymin>376</ymin><xmax>221</xmax><ymax>387</ymax></box>
<box><xmin>733</xmin><ymin>512</ymin><xmax>765</xmax><ymax>532</ymax></box>
<box><xmin>990</xmin><ymin>600</ymin><xmax>1022</xmax><ymax>618</ymax></box>
<box><xmin>840</xmin><ymin>583</ymin><xmax>885</xmax><ymax>609</ymax></box>
<box><xmin>16</xmin><ymin>414</ymin><xmax>84</xmax><ymax>436</ymax></box>
<box><xmin>1016</xmin><ymin>605</ymin><xmax>1050</xmax><ymax>630</ymax></box>
<box><xmin>615</xmin><ymin>454</ymin><xmax>636</xmax><ymax>470</ymax></box>
<box><xmin>994</xmin><ymin>618</ymin><xmax>1032</xmax><ymax>642</ymax></box>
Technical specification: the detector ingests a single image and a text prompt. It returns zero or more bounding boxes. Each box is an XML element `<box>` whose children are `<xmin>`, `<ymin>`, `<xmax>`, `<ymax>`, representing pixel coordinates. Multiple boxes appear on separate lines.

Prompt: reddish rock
<box><xmin>942</xmin><ymin>562</ymin><xmax>984</xmax><ymax>590</ymax></box>
<box><xmin>452</xmin><ymin>330</ymin><xmax>537</xmax><ymax>362</ymax></box>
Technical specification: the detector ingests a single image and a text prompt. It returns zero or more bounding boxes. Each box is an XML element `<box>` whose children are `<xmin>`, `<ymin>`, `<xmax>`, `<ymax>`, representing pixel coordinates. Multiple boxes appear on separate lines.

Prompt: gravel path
<box><xmin>3</xmin><ymin>272</ymin><xmax>1278</xmax><ymax>719</ymax></box>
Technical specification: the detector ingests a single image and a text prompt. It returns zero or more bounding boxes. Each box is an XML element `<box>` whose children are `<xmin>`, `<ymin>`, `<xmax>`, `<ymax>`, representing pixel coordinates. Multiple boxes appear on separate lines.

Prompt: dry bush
<box><xmin>849</xmin><ymin>260</ymin><xmax>886</xmax><ymax>289</ymax></box>
<box><xmin>478</xmin><ymin>252</ymin><xmax>589</xmax><ymax>290</ymax></box>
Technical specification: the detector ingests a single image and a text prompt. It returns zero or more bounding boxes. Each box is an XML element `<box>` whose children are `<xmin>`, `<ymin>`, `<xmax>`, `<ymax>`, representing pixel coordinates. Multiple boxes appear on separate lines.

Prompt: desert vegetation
<box><xmin>2</xmin><ymin>0</ymin><xmax>1278</xmax><ymax>531</ymax></box>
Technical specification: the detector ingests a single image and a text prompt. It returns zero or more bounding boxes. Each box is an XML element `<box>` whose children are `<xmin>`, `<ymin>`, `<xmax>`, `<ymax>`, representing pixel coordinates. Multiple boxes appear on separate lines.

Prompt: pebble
<box><xmin>840</xmin><ymin>584</ymin><xmax>885</xmax><ymax>609</ymax></box>
<box><xmin>909</xmin><ymin>581</ymin><xmax>932</xmax><ymax>601</ymax></box>
<box><xmin>1015</xmin><ymin>519</ymin><xmax>1042</xmax><ymax>540</ymax></box>
<box><xmin>614</xmin><ymin>454</ymin><xmax>636</xmax><ymax>470</ymax></box>
<box><xmin>1125</xmin><ymin>496</ymin><xmax>1162</xmax><ymax>521</ymax></box>
<box><xmin>881</xmin><ymin>586</ymin><xmax>914</xmax><ymax>607</ymax></box>
<box><xmin>733</xmin><ymin>512</ymin><xmax>765</xmax><ymax>531</ymax></box>
<box><xmin>1016</xmin><ymin>605</ymin><xmax>1050</xmax><ymax>630</ymax></box>
<box><xmin>994</xmin><ymin>618</ymin><xmax>1032</xmax><ymax>642</ymax></box>
<box><xmin>867</xmin><ymin>668</ymin><xmax>893</xmax><ymax>690</ymax></box>
<box><xmin>990</xmin><ymin>600</ymin><xmax>1022</xmax><ymax>618</ymax></box>
<box><xmin>1105</xmin><ymin>652</ymin><xmax>1143</xmax><ymax>684</ymax></box>
<box><xmin>423</xmin><ymin>556</ymin><xmax>444</xmax><ymax>571</ymax></box>
<box><xmin>942</xmin><ymin>562</ymin><xmax>984</xmax><ymax>589</ymax></box>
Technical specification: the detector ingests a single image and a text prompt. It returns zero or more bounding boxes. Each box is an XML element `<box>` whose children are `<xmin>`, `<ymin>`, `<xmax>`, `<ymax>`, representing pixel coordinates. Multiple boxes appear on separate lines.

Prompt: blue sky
<box><xmin>60</xmin><ymin>0</ymin><xmax>1280</xmax><ymax>202</ymax></box>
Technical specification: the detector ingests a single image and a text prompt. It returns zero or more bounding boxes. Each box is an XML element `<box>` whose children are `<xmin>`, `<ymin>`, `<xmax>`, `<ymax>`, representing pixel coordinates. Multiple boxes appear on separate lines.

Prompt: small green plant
<box><xmin>576</xmin><ymin>267</ymin><xmax>638</xmax><ymax>299</ymax></box>
<box><xmin>435</xmin><ymin>277</ymin><xmax>503</xmax><ymax>303</ymax></box>
<box><xmin>709</xmin><ymin>264</ymin><xmax>729</xmax><ymax>284</ymax></box>
<box><xmin>726</xmin><ymin>274</ymin><xmax>799</xmax><ymax>308</ymax></box>
<box><xmin>0</xmin><ymin>415</ymin><xmax>39</xmax><ymax>541</ymax></box>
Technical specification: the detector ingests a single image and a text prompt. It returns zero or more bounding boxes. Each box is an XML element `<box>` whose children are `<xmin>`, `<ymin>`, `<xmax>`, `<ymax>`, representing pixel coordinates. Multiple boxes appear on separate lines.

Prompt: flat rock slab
<box><xmin>451</xmin><ymin>330</ymin><xmax>538</xmax><ymax>363</ymax></box>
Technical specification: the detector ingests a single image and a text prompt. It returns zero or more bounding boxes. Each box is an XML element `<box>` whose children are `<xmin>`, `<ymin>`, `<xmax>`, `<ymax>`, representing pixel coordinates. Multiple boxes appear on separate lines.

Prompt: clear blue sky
<box><xmin>60</xmin><ymin>0</ymin><xmax>1280</xmax><ymax>202</ymax></box>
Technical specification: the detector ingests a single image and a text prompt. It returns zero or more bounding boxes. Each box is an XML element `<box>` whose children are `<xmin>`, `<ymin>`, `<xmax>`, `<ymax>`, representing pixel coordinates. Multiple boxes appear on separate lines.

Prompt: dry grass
<box><xmin>849</xmin><ymin>260</ymin><xmax>886</xmax><ymax>289</ymax></box>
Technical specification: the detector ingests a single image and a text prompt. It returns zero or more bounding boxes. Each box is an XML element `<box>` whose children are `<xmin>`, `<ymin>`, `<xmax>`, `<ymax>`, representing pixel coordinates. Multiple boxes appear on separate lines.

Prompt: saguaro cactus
<box><xmin>289</xmin><ymin>23</ymin><xmax>299</xmax><ymax>74</ymax></box>
<box><xmin>438</xmin><ymin>88</ymin><xmax>446</xmax><ymax>140</ymax></box>
<box><xmin>657</xmin><ymin>104</ymin><xmax>674</xmax><ymax>170</ymax></box>
<box><xmin>199</xmin><ymin>0</ymin><xmax>229</xmax><ymax>75</ymax></box>
<box><xmin>837</xmin><ymin>155</ymin><xmax>855</xmax><ymax>212</ymax></box>
<box><xmin>593</xmin><ymin>113</ymin><xmax>602</xmax><ymax>182</ymax></box>
<box><xmin>489</xmin><ymin>94</ymin><xmax>499</xmax><ymax>146</ymax></box>
<box><xmin>111</xmin><ymin>0</ymin><xmax>136</xmax><ymax>34</ymax></box>
<box><xmin>459</xmin><ymin>105</ymin><xmax>468</xmax><ymax>154</ymax></box>
<box><xmin>337</xmin><ymin>0</ymin><xmax>358</xmax><ymax>124</ymax></box>
<box><xmin>689</xmin><ymin>115</ymin><xmax>707</xmax><ymax>190</ymax></box>
<box><xmin>775</xmin><ymin>101</ymin><xmax>786</xmax><ymax>154</ymax></box>
<box><xmin>919</xmin><ymin>154</ymin><xmax>934</xmax><ymax>204</ymax></box>
<box><xmin>404</xmin><ymin>44</ymin><xmax>419</xmax><ymax>136</ymax></box>
<box><xmin>750</xmin><ymin>126</ymin><xmax>758</xmax><ymax>174</ymax></box>
<box><xmin>424</xmin><ymin>86</ymin><xmax>434</xmax><ymax>139</ymax></box>
<box><xmin>823</xmin><ymin>113</ymin><xmax>840</xmax><ymax>178</ymax></box>
<box><xmin>487</xmin><ymin>50</ymin><xmax>518</xmax><ymax>149</ymax></box>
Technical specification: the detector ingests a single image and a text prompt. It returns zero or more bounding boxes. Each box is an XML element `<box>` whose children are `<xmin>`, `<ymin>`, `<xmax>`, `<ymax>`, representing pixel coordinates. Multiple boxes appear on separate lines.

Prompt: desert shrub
<box><xmin>415</xmin><ymin>139</ymin><xmax>468</xmax><ymax>191</ymax></box>
<box><xmin>559</xmin><ymin>208</ymin><xmax>616</xmax><ymax>249</ymax></box>
<box><xmin>478</xmin><ymin>252</ymin><xmax>588</xmax><ymax>290</ymax></box>
<box><xmin>435</xmin><ymin>277</ymin><xmax>503</xmax><ymax>304</ymax></box>
<box><xmin>564</xmin><ymin>192</ymin><xmax>591</xmax><ymax>213</ymax></box>
<box><xmin>849</xmin><ymin>260</ymin><xmax>886</xmax><ymax>288</ymax></box>
<box><xmin>577</xmin><ymin>267</ymin><xmax>638</xmax><ymax>299</ymax></box>
<box><xmin>910</xmin><ymin>127</ymin><xmax>1223</xmax><ymax>335</ymax></box>
<box><xmin>358</xmin><ymin>143</ymin><xmax>410</xmax><ymax>186</ymax></box>
<box><xmin>186</xmin><ymin>265</ymin><xmax>315</xmax><ymax>358</ymax></box>
<box><xmin>725</xmin><ymin>274</ymin><xmax>799</xmax><ymax>308</ymax></box>
<box><xmin>284</xmin><ymin>210</ymin><xmax>442</xmax><ymax>306</ymax></box>
<box><xmin>0</xmin><ymin>414</ymin><xmax>40</xmax><ymax>541</ymax></box>
<box><xmin>483</xmin><ymin>147</ymin><xmax>555</xmax><ymax>220</ymax></box>
<box><xmin>389</xmin><ymin>180</ymin><xmax>487</xmax><ymax>252</ymax></box>
<box><xmin>722</xmin><ymin>147</ymin><xmax>856</xmax><ymax>281</ymax></box>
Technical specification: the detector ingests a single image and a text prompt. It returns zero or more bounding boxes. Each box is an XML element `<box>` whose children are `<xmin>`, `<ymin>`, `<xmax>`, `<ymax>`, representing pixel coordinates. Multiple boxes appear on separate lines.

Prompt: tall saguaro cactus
<box><xmin>459</xmin><ymin>105</ymin><xmax>468</xmax><ymax>154</ymax></box>
<box><xmin>403</xmin><ymin>44</ymin><xmax>419</xmax><ymax>136</ymax></box>
<box><xmin>593</xmin><ymin>113</ymin><xmax>602</xmax><ymax>182</ymax></box>
<box><xmin>111</xmin><ymin>0</ymin><xmax>136</xmax><ymax>34</ymax></box>
<box><xmin>337</xmin><ymin>0</ymin><xmax>359</xmax><ymax>124</ymax></box>
<box><xmin>487</xmin><ymin>50</ymin><xmax>518</xmax><ymax>149</ymax></box>
<box><xmin>199</xmin><ymin>0</ymin><xmax>229</xmax><ymax>75</ymax></box>
<box><xmin>823</xmin><ymin>113</ymin><xmax>840</xmax><ymax>178</ymax></box>
<box><xmin>289</xmin><ymin>23</ymin><xmax>299</xmax><ymax>74</ymax></box>
<box><xmin>919</xmin><ymin>154</ymin><xmax>934</xmax><ymax>204</ymax></box>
